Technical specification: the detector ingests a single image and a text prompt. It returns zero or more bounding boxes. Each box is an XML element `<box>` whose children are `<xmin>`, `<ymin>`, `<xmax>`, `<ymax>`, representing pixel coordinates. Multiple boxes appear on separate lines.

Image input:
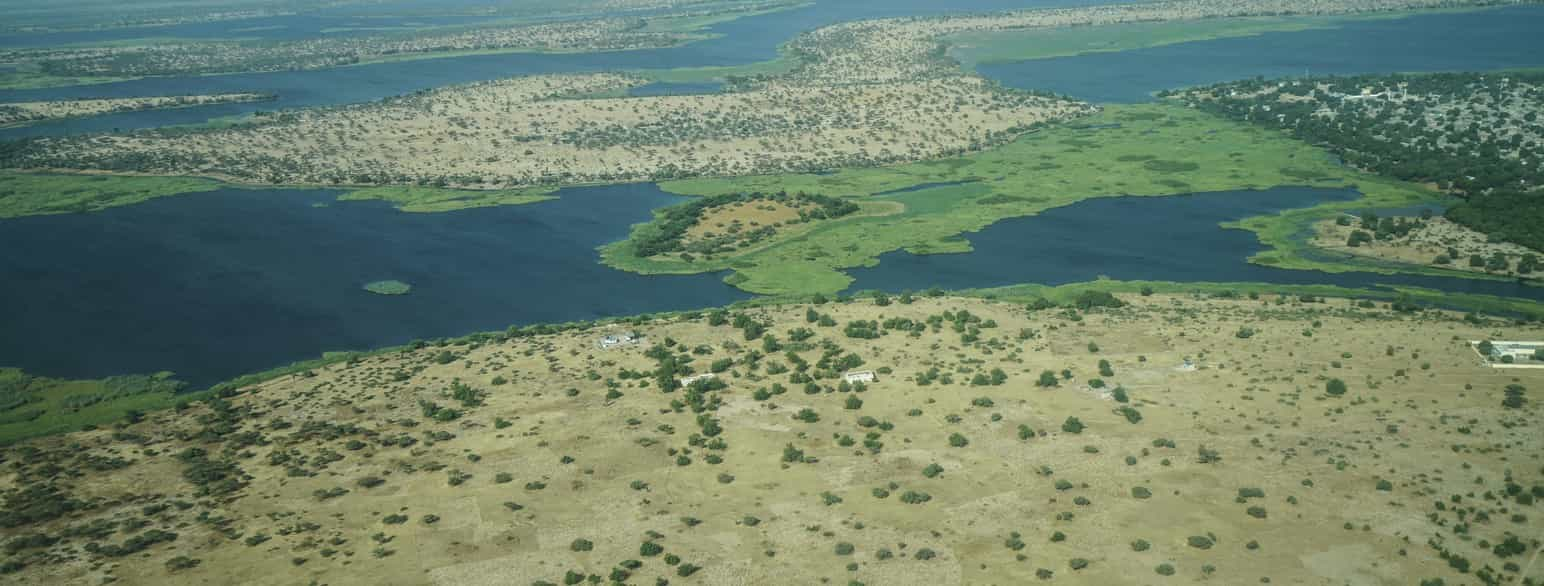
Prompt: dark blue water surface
<box><xmin>844</xmin><ymin>186</ymin><xmax>1544</xmax><ymax>301</ymax></box>
<box><xmin>0</xmin><ymin>184</ymin><xmax>750</xmax><ymax>387</ymax></box>
<box><xmin>0</xmin><ymin>0</ymin><xmax>1112</xmax><ymax>139</ymax></box>
<box><xmin>977</xmin><ymin>5</ymin><xmax>1544</xmax><ymax>103</ymax></box>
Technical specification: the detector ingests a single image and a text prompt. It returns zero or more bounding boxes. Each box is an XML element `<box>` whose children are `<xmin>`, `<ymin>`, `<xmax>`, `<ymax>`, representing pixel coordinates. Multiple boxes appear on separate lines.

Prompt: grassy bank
<box><xmin>0</xmin><ymin>368</ymin><xmax>202</xmax><ymax>445</ymax></box>
<box><xmin>336</xmin><ymin>184</ymin><xmax>555</xmax><ymax>212</ymax></box>
<box><xmin>944</xmin><ymin>7</ymin><xmax>1497</xmax><ymax>69</ymax></box>
<box><xmin>603</xmin><ymin>103</ymin><xmax>1439</xmax><ymax>296</ymax></box>
<box><xmin>0</xmin><ymin>171</ymin><xmax>561</xmax><ymax>218</ymax></box>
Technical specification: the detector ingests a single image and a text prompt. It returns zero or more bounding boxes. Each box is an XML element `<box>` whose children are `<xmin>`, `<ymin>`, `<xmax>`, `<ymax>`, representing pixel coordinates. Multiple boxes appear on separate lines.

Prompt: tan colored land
<box><xmin>2</xmin><ymin>294</ymin><xmax>1539</xmax><ymax>585</ymax></box>
<box><xmin>0</xmin><ymin>93</ymin><xmax>273</xmax><ymax>128</ymax></box>
<box><xmin>8</xmin><ymin>74</ymin><xmax>1088</xmax><ymax>187</ymax></box>
<box><xmin>685</xmin><ymin>199</ymin><xmax>809</xmax><ymax>243</ymax></box>
<box><xmin>1315</xmin><ymin>214</ymin><xmax>1542</xmax><ymax>276</ymax></box>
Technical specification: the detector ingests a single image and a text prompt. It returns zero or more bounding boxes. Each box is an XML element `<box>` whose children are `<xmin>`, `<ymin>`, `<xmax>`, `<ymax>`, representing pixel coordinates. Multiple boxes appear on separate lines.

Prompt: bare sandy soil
<box><xmin>3</xmin><ymin>293</ymin><xmax>1539</xmax><ymax>585</ymax></box>
<box><xmin>0</xmin><ymin>93</ymin><xmax>272</xmax><ymax>127</ymax></box>
<box><xmin>10</xmin><ymin>74</ymin><xmax>1088</xmax><ymax>188</ymax></box>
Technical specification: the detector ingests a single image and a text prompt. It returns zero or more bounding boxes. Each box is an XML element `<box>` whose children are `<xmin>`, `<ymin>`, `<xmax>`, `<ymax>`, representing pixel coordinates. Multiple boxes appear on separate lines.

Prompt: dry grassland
<box><xmin>3</xmin><ymin>294</ymin><xmax>1540</xmax><ymax>585</ymax></box>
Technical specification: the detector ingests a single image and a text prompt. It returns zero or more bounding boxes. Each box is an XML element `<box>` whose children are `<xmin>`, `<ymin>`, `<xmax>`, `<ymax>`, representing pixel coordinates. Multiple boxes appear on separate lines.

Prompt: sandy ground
<box><xmin>0</xmin><ymin>93</ymin><xmax>271</xmax><ymax>127</ymax></box>
<box><xmin>3</xmin><ymin>293</ymin><xmax>1540</xmax><ymax>585</ymax></box>
<box><xmin>13</xmin><ymin>74</ymin><xmax>1088</xmax><ymax>188</ymax></box>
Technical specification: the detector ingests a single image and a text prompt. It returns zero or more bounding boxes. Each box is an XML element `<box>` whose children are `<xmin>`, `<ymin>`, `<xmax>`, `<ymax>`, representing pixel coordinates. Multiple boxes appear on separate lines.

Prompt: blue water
<box><xmin>977</xmin><ymin>5</ymin><xmax>1544</xmax><ymax>103</ymax></box>
<box><xmin>0</xmin><ymin>184</ymin><xmax>750</xmax><ymax>387</ymax></box>
<box><xmin>844</xmin><ymin>186</ymin><xmax>1543</xmax><ymax>300</ymax></box>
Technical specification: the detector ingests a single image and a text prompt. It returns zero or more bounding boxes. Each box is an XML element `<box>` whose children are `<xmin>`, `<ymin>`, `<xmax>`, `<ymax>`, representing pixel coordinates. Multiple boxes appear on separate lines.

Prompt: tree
<box><xmin>1325</xmin><ymin>378</ymin><xmax>1347</xmax><ymax>396</ymax></box>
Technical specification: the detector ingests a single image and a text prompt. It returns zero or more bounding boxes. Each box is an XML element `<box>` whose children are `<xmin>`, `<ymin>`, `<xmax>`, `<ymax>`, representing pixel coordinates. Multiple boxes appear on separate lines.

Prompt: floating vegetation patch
<box><xmin>1143</xmin><ymin>159</ymin><xmax>1200</xmax><ymax>173</ymax></box>
<box><xmin>363</xmin><ymin>280</ymin><xmax>413</xmax><ymax>295</ymax></box>
<box><xmin>976</xmin><ymin>194</ymin><xmax>1048</xmax><ymax>205</ymax></box>
<box><xmin>1279</xmin><ymin>166</ymin><xmax>1329</xmax><ymax>181</ymax></box>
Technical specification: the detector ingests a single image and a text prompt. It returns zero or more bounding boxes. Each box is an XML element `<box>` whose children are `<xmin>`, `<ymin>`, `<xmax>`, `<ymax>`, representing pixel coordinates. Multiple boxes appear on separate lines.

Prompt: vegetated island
<box><xmin>362</xmin><ymin>280</ymin><xmax>412</xmax><ymax>295</ymax></box>
<box><xmin>0</xmin><ymin>93</ymin><xmax>276</xmax><ymax>128</ymax></box>
<box><xmin>0</xmin><ymin>286</ymin><xmax>1539</xmax><ymax>584</ymax></box>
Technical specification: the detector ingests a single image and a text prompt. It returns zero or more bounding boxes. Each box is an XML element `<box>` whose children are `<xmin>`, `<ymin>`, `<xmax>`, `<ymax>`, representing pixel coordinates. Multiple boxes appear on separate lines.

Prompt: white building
<box><xmin>843</xmin><ymin>370</ymin><xmax>877</xmax><ymax>384</ymax></box>
<box><xmin>597</xmin><ymin>331</ymin><xmax>639</xmax><ymax>350</ymax></box>
<box><xmin>679</xmin><ymin>373</ymin><xmax>716</xmax><ymax>386</ymax></box>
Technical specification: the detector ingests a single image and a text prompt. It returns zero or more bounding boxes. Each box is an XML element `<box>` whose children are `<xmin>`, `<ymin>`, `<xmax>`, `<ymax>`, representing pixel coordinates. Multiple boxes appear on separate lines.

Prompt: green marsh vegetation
<box><xmin>617</xmin><ymin>103</ymin><xmax>1441</xmax><ymax>295</ymax></box>
<box><xmin>0</xmin><ymin>172</ymin><xmax>223</xmax><ymax>218</ymax></box>
<box><xmin>0</xmin><ymin>368</ymin><xmax>193</xmax><ymax>445</ymax></box>
<box><xmin>942</xmin><ymin>7</ymin><xmax>1495</xmax><ymax>69</ymax></box>
<box><xmin>0</xmin><ymin>172</ymin><xmax>557</xmax><ymax>219</ymax></box>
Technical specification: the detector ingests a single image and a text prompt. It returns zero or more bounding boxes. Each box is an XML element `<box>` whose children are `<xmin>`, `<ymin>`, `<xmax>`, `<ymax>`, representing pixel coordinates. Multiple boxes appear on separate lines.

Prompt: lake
<box><xmin>0</xmin><ymin>184</ymin><xmax>750</xmax><ymax>387</ymax></box>
<box><xmin>976</xmin><ymin>5</ymin><xmax>1544</xmax><ymax>103</ymax></box>
<box><xmin>2</xmin><ymin>183</ymin><xmax>1537</xmax><ymax>387</ymax></box>
<box><xmin>845</xmin><ymin>186</ymin><xmax>1544</xmax><ymax>301</ymax></box>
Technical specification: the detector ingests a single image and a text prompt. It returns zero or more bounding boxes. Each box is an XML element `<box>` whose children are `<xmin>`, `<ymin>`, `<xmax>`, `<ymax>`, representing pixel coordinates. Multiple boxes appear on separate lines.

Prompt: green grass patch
<box><xmin>0</xmin><ymin>368</ymin><xmax>199</xmax><ymax>446</ymax></box>
<box><xmin>0</xmin><ymin>171</ymin><xmax>224</xmax><ymax>218</ymax></box>
<box><xmin>337</xmin><ymin>185</ymin><xmax>555</xmax><ymax>213</ymax></box>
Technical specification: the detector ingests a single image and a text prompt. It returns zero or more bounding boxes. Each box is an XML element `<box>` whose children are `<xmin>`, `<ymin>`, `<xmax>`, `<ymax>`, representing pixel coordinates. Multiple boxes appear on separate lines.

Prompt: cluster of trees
<box><xmin>1179</xmin><ymin>72</ymin><xmax>1544</xmax><ymax>250</ymax></box>
<box><xmin>631</xmin><ymin>191</ymin><xmax>860</xmax><ymax>258</ymax></box>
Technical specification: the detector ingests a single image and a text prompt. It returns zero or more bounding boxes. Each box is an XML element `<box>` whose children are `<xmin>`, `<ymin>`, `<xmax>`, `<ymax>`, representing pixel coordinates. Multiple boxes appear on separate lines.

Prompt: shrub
<box><xmin>1326</xmin><ymin>378</ymin><xmax>1347</xmax><ymax>396</ymax></box>
<box><xmin>641</xmin><ymin>542</ymin><xmax>663</xmax><ymax>556</ymax></box>
<box><xmin>1131</xmin><ymin>487</ymin><xmax>1152</xmax><ymax>499</ymax></box>
<box><xmin>835</xmin><ymin>542</ymin><xmax>855</xmax><ymax>556</ymax></box>
<box><xmin>1117</xmin><ymin>406</ymin><xmax>1143</xmax><ymax>424</ymax></box>
<box><xmin>1061</xmin><ymin>417</ymin><xmax>1084</xmax><ymax>434</ymax></box>
<box><xmin>1131</xmin><ymin>539</ymin><xmax>1151</xmax><ymax>552</ymax></box>
<box><xmin>1156</xmin><ymin>563</ymin><xmax>1176</xmax><ymax>576</ymax></box>
<box><xmin>900</xmin><ymin>491</ymin><xmax>932</xmax><ymax>504</ymax></box>
<box><xmin>570</xmin><ymin>538</ymin><xmax>594</xmax><ymax>552</ymax></box>
<box><xmin>948</xmin><ymin>433</ymin><xmax>969</xmax><ymax>448</ymax></box>
<box><xmin>1187</xmin><ymin>535</ymin><xmax>1214</xmax><ymax>549</ymax></box>
<box><xmin>923</xmin><ymin>463</ymin><xmax>944</xmax><ymax>478</ymax></box>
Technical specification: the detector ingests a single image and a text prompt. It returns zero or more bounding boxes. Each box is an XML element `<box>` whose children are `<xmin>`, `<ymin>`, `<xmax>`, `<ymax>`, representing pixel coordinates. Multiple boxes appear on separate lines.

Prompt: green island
<box><xmin>362</xmin><ymin>280</ymin><xmax>413</xmax><ymax>295</ymax></box>
<box><xmin>605</xmin><ymin>102</ymin><xmax>1469</xmax><ymax>295</ymax></box>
